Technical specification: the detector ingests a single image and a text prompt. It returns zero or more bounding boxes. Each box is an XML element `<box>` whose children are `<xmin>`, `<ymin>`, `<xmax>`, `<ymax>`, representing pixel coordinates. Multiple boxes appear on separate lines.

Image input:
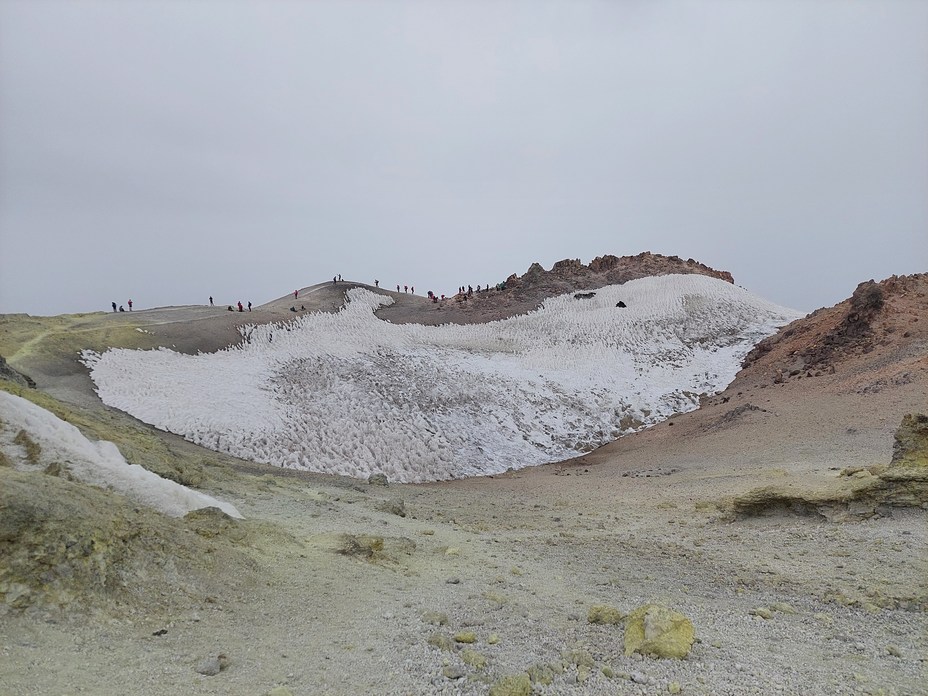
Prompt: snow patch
<box><xmin>0</xmin><ymin>391</ymin><xmax>243</xmax><ymax>518</ymax></box>
<box><xmin>84</xmin><ymin>275</ymin><xmax>803</xmax><ymax>482</ymax></box>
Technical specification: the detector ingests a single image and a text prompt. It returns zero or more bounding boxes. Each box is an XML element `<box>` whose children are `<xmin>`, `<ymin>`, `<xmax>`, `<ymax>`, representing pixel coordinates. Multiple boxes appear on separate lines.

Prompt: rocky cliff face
<box><xmin>504</xmin><ymin>251</ymin><xmax>734</xmax><ymax>290</ymax></box>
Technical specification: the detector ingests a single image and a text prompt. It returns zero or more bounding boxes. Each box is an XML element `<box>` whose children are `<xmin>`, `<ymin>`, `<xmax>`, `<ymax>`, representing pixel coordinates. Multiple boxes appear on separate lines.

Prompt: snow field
<box><xmin>0</xmin><ymin>391</ymin><xmax>242</xmax><ymax>518</ymax></box>
<box><xmin>84</xmin><ymin>275</ymin><xmax>802</xmax><ymax>482</ymax></box>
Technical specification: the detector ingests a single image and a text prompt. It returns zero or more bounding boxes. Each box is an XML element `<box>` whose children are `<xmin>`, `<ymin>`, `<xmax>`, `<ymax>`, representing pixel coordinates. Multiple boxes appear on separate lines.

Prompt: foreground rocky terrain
<box><xmin>1</xmin><ymin>257</ymin><xmax>926</xmax><ymax>696</ymax></box>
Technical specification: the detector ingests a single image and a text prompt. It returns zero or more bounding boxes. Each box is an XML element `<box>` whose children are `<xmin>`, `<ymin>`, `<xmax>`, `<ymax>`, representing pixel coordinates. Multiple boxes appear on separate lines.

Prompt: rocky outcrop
<box><xmin>623</xmin><ymin>604</ymin><xmax>695</xmax><ymax>659</ymax></box>
<box><xmin>0</xmin><ymin>356</ymin><xmax>35</xmax><ymax>388</ymax></box>
<box><xmin>729</xmin><ymin>414</ymin><xmax>928</xmax><ymax>524</ymax></box>
<box><xmin>891</xmin><ymin>414</ymin><xmax>928</xmax><ymax>468</ymax></box>
<box><xmin>511</xmin><ymin>252</ymin><xmax>734</xmax><ymax>292</ymax></box>
<box><xmin>741</xmin><ymin>273</ymin><xmax>927</xmax><ymax>380</ymax></box>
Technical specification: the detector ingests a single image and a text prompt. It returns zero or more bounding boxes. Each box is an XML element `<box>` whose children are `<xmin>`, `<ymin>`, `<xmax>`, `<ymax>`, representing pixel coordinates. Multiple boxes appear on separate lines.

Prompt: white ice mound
<box><xmin>0</xmin><ymin>391</ymin><xmax>243</xmax><ymax>518</ymax></box>
<box><xmin>84</xmin><ymin>274</ymin><xmax>803</xmax><ymax>483</ymax></box>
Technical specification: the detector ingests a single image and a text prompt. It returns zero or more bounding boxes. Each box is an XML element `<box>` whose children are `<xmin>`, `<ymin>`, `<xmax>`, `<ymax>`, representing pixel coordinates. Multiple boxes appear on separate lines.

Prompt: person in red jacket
<box><xmin>128</xmin><ymin>299</ymin><xmax>133</xmax><ymax>311</ymax></box>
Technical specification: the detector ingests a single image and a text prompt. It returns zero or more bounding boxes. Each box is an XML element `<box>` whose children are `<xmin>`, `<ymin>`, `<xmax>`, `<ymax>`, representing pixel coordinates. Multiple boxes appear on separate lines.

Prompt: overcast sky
<box><xmin>1</xmin><ymin>0</ymin><xmax>926</xmax><ymax>316</ymax></box>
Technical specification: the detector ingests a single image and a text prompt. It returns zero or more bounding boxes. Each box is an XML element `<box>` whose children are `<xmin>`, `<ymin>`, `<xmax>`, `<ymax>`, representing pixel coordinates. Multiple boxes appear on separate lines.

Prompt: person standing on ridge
<box><xmin>237</xmin><ymin>301</ymin><xmax>243</xmax><ymax>312</ymax></box>
<box><xmin>294</xmin><ymin>289</ymin><xmax>299</xmax><ymax>299</ymax></box>
<box><xmin>128</xmin><ymin>299</ymin><xmax>133</xmax><ymax>311</ymax></box>
<box><xmin>374</xmin><ymin>279</ymin><xmax>379</xmax><ymax>287</ymax></box>
<box><xmin>209</xmin><ymin>296</ymin><xmax>214</xmax><ymax>306</ymax></box>
<box><xmin>248</xmin><ymin>301</ymin><xmax>252</xmax><ymax>311</ymax></box>
<box><xmin>111</xmin><ymin>301</ymin><xmax>117</xmax><ymax>312</ymax></box>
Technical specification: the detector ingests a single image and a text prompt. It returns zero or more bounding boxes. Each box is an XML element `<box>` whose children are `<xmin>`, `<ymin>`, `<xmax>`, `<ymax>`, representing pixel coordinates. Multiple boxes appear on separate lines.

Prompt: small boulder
<box><xmin>588</xmin><ymin>604</ymin><xmax>624</xmax><ymax>625</ymax></box>
<box><xmin>489</xmin><ymin>674</ymin><xmax>532</xmax><ymax>696</ymax></box>
<box><xmin>367</xmin><ymin>473</ymin><xmax>389</xmax><ymax>486</ymax></box>
<box><xmin>624</xmin><ymin>604</ymin><xmax>695</xmax><ymax>659</ymax></box>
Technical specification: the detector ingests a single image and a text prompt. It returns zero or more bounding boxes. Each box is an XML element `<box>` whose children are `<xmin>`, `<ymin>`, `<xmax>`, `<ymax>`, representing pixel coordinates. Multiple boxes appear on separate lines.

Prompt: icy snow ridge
<box><xmin>84</xmin><ymin>275</ymin><xmax>802</xmax><ymax>483</ymax></box>
<box><xmin>0</xmin><ymin>391</ymin><xmax>243</xmax><ymax>518</ymax></box>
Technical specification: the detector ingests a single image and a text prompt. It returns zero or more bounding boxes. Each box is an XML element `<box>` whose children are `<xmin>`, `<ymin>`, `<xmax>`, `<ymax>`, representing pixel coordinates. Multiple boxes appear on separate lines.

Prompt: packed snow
<box><xmin>84</xmin><ymin>275</ymin><xmax>802</xmax><ymax>483</ymax></box>
<box><xmin>0</xmin><ymin>391</ymin><xmax>243</xmax><ymax>518</ymax></box>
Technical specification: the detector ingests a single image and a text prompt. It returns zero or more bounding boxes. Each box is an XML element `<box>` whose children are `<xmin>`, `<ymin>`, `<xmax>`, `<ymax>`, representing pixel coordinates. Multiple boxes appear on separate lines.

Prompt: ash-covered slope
<box><xmin>84</xmin><ymin>274</ymin><xmax>799</xmax><ymax>482</ymax></box>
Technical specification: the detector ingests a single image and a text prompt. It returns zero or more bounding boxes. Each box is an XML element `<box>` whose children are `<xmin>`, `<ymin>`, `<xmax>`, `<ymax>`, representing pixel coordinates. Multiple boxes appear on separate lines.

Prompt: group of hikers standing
<box><xmin>110</xmin><ymin>299</ymin><xmax>132</xmax><ymax>312</ymax></box>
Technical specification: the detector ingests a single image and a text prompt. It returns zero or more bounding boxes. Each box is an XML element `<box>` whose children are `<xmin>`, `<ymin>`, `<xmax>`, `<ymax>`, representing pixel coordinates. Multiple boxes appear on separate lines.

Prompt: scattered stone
<box><xmin>487</xmin><ymin>633</ymin><xmax>500</xmax><ymax>645</ymax></box>
<box><xmin>422</xmin><ymin>611</ymin><xmax>449</xmax><ymax>626</ymax></box>
<box><xmin>588</xmin><ymin>603</ymin><xmax>624</xmax><ymax>625</ymax></box>
<box><xmin>184</xmin><ymin>507</ymin><xmax>246</xmax><ymax>541</ymax></box>
<box><xmin>668</xmin><ymin>681</ymin><xmax>682</xmax><ymax>694</ymax></box>
<box><xmin>770</xmin><ymin>601</ymin><xmax>798</xmax><ymax>615</ymax></box>
<box><xmin>152</xmin><ymin>628</ymin><xmax>167</xmax><ymax>636</ymax></box>
<box><xmin>445</xmin><ymin>546</ymin><xmax>460</xmax><ymax>556</ymax></box>
<box><xmin>427</xmin><ymin>634</ymin><xmax>454</xmax><ymax>652</ymax></box>
<box><xmin>338</xmin><ymin>534</ymin><xmax>385</xmax><ymax>559</ymax></box>
<box><xmin>445</xmin><ymin>577</ymin><xmax>461</xmax><ymax>584</ymax></box>
<box><xmin>442</xmin><ymin>665</ymin><xmax>465</xmax><ymax>680</ymax></box>
<box><xmin>267</xmin><ymin>688</ymin><xmax>294</xmax><ymax>696</ymax></box>
<box><xmin>751</xmin><ymin>607</ymin><xmax>774</xmax><ymax>620</ymax></box>
<box><xmin>461</xmin><ymin>649</ymin><xmax>488</xmax><ymax>670</ymax></box>
<box><xmin>886</xmin><ymin>645</ymin><xmax>903</xmax><ymax>658</ymax></box>
<box><xmin>526</xmin><ymin>663</ymin><xmax>559</xmax><ymax>685</ymax></box>
<box><xmin>562</xmin><ymin>646</ymin><xmax>594</xmax><ymax>668</ymax></box>
<box><xmin>195</xmin><ymin>654</ymin><xmax>228</xmax><ymax>676</ymax></box>
<box><xmin>367</xmin><ymin>473</ymin><xmax>389</xmax><ymax>486</ymax></box>
<box><xmin>378</xmin><ymin>498</ymin><xmax>406</xmax><ymax>517</ymax></box>
<box><xmin>624</xmin><ymin>604</ymin><xmax>695</xmax><ymax>659</ymax></box>
<box><xmin>489</xmin><ymin>673</ymin><xmax>532</xmax><ymax>696</ymax></box>
<box><xmin>631</xmin><ymin>671</ymin><xmax>654</xmax><ymax>685</ymax></box>
<box><xmin>601</xmin><ymin>665</ymin><xmax>615</xmax><ymax>678</ymax></box>
<box><xmin>454</xmin><ymin>631</ymin><xmax>477</xmax><ymax>644</ymax></box>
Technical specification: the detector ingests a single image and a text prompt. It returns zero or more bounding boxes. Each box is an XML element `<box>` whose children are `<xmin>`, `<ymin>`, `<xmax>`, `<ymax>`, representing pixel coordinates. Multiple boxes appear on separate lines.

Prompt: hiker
<box><xmin>290</xmin><ymin>306</ymin><xmax>297</xmax><ymax>312</ymax></box>
<box><xmin>404</xmin><ymin>285</ymin><xmax>408</xmax><ymax>293</ymax></box>
<box><xmin>111</xmin><ymin>301</ymin><xmax>117</xmax><ymax>313</ymax></box>
<box><xmin>374</xmin><ymin>279</ymin><xmax>379</xmax><ymax>287</ymax></box>
<box><xmin>128</xmin><ymin>299</ymin><xmax>133</xmax><ymax>311</ymax></box>
<box><xmin>227</xmin><ymin>306</ymin><xmax>233</xmax><ymax>311</ymax></box>
<box><xmin>411</xmin><ymin>286</ymin><xmax>414</xmax><ymax>294</ymax></box>
<box><xmin>396</xmin><ymin>285</ymin><xmax>400</xmax><ymax>293</ymax></box>
<box><xmin>209</xmin><ymin>296</ymin><xmax>213</xmax><ymax>306</ymax></box>
<box><xmin>333</xmin><ymin>277</ymin><xmax>337</xmax><ymax>285</ymax></box>
<box><xmin>300</xmin><ymin>304</ymin><xmax>305</xmax><ymax>310</ymax></box>
<box><xmin>294</xmin><ymin>289</ymin><xmax>299</xmax><ymax>299</ymax></box>
<box><xmin>237</xmin><ymin>301</ymin><xmax>243</xmax><ymax>312</ymax></box>
<box><xmin>119</xmin><ymin>305</ymin><xmax>125</xmax><ymax>312</ymax></box>
<box><xmin>338</xmin><ymin>274</ymin><xmax>342</xmax><ymax>281</ymax></box>
<box><xmin>248</xmin><ymin>301</ymin><xmax>252</xmax><ymax>311</ymax></box>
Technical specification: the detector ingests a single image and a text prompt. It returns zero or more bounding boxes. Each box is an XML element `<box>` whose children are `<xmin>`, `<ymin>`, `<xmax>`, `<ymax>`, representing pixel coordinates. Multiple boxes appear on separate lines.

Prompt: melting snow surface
<box><xmin>0</xmin><ymin>391</ymin><xmax>243</xmax><ymax>518</ymax></box>
<box><xmin>84</xmin><ymin>275</ymin><xmax>802</xmax><ymax>482</ymax></box>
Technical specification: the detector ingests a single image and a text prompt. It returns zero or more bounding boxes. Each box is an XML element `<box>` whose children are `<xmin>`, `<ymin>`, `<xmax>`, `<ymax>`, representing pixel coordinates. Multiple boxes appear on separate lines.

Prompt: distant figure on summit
<box><xmin>237</xmin><ymin>301</ymin><xmax>244</xmax><ymax>312</ymax></box>
<box><xmin>294</xmin><ymin>289</ymin><xmax>299</xmax><ymax>299</ymax></box>
<box><xmin>374</xmin><ymin>279</ymin><xmax>379</xmax><ymax>287</ymax></box>
<box><xmin>111</xmin><ymin>301</ymin><xmax>117</xmax><ymax>312</ymax></box>
<box><xmin>209</xmin><ymin>296</ymin><xmax>214</xmax><ymax>306</ymax></box>
<box><xmin>248</xmin><ymin>301</ymin><xmax>252</xmax><ymax>311</ymax></box>
<box><xmin>127</xmin><ymin>299</ymin><xmax>133</xmax><ymax>311</ymax></box>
